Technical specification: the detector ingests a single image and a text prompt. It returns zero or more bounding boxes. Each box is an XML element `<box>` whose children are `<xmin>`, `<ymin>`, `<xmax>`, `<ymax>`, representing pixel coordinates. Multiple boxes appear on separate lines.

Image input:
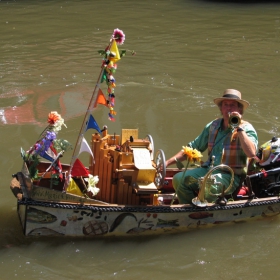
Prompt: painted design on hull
<box><xmin>109</xmin><ymin>213</ymin><xmax>137</xmax><ymax>232</ymax></box>
<box><xmin>262</xmin><ymin>205</ymin><xmax>280</xmax><ymax>217</ymax></box>
<box><xmin>187</xmin><ymin>220</ymin><xmax>208</xmax><ymax>228</ymax></box>
<box><xmin>126</xmin><ymin>225</ymin><xmax>153</xmax><ymax>234</ymax></box>
<box><xmin>156</xmin><ymin>218</ymin><xmax>179</xmax><ymax>228</ymax></box>
<box><xmin>28</xmin><ymin>227</ymin><xmax>64</xmax><ymax>236</ymax></box>
<box><xmin>19</xmin><ymin>199</ymin><xmax>280</xmax><ymax>237</ymax></box>
<box><xmin>83</xmin><ymin>221</ymin><xmax>109</xmax><ymax>235</ymax></box>
<box><xmin>125</xmin><ymin>217</ymin><xmax>155</xmax><ymax>234</ymax></box>
<box><xmin>27</xmin><ymin>207</ymin><xmax>57</xmax><ymax>224</ymax></box>
<box><xmin>189</xmin><ymin>212</ymin><xmax>214</xmax><ymax>219</ymax></box>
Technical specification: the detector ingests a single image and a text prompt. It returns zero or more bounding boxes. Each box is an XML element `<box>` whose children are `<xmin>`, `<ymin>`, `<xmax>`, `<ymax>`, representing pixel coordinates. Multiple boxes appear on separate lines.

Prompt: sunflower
<box><xmin>182</xmin><ymin>146</ymin><xmax>202</xmax><ymax>163</ymax></box>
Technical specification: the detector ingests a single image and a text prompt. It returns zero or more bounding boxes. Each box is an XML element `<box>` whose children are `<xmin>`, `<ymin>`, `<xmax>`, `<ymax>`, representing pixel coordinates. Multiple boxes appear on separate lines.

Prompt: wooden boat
<box><xmin>10</xmin><ymin>30</ymin><xmax>280</xmax><ymax>237</ymax></box>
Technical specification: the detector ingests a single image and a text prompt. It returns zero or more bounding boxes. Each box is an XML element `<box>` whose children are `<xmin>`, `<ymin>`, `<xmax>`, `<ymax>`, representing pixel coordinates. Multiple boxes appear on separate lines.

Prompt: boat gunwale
<box><xmin>17</xmin><ymin>195</ymin><xmax>280</xmax><ymax>213</ymax></box>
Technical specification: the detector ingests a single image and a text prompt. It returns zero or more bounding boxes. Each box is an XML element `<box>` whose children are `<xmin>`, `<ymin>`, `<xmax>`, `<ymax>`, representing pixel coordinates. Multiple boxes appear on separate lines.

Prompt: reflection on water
<box><xmin>2</xmin><ymin>0</ymin><xmax>280</xmax><ymax>279</ymax></box>
<box><xmin>0</xmin><ymin>88</ymin><xmax>90</xmax><ymax>125</ymax></box>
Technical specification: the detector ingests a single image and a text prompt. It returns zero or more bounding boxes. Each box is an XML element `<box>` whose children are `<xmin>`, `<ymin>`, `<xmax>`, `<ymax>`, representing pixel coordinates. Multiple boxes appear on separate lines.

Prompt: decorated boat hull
<box><xmin>11</xmin><ymin>165</ymin><xmax>280</xmax><ymax>237</ymax></box>
<box><xmin>15</xmin><ymin>194</ymin><xmax>280</xmax><ymax>237</ymax></box>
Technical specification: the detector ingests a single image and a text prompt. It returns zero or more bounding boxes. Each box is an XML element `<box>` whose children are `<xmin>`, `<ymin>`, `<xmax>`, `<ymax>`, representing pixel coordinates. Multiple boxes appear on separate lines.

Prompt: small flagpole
<box><xmin>69</xmin><ymin>69</ymin><xmax>103</xmax><ymax>168</ymax></box>
<box><xmin>64</xmin><ymin>40</ymin><xmax>114</xmax><ymax>191</ymax></box>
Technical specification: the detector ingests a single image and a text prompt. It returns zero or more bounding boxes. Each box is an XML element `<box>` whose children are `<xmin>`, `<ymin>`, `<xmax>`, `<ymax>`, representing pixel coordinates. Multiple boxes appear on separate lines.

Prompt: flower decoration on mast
<box><xmin>47</xmin><ymin>111</ymin><xmax>67</xmax><ymax>132</ymax></box>
<box><xmin>28</xmin><ymin>111</ymin><xmax>68</xmax><ymax>158</ymax></box>
<box><xmin>98</xmin><ymin>28</ymin><xmax>126</xmax><ymax>121</ymax></box>
<box><xmin>23</xmin><ymin>111</ymin><xmax>72</xmax><ymax>179</ymax></box>
<box><xmin>112</xmin><ymin>28</ymin><xmax>126</xmax><ymax>45</ymax></box>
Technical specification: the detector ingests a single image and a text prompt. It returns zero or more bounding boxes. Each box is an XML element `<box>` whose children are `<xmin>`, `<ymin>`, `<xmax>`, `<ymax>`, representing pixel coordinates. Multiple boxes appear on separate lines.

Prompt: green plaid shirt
<box><xmin>188</xmin><ymin>118</ymin><xmax>258</xmax><ymax>170</ymax></box>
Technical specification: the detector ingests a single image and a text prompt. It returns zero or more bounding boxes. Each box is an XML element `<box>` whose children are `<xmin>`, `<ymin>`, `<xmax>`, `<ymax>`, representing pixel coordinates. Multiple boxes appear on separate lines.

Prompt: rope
<box><xmin>18</xmin><ymin>197</ymin><xmax>280</xmax><ymax>213</ymax></box>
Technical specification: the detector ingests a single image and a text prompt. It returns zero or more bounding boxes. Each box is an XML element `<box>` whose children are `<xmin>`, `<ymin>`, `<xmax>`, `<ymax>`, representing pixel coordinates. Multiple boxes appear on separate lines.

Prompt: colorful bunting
<box><xmin>99</xmin><ymin>31</ymin><xmax>125</xmax><ymax>122</ymax></box>
<box><xmin>65</xmin><ymin>29</ymin><xmax>128</xmax><ymax>185</ymax></box>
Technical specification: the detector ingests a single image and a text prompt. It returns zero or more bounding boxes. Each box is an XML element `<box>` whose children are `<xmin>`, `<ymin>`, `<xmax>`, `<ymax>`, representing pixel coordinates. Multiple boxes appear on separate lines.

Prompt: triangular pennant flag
<box><xmin>78</xmin><ymin>137</ymin><xmax>93</xmax><ymax>158</ymax></box>
<box><xmin>109</xmin><ymin>39</ymin><xmax>121</xmax><ymax>63</ymax></box>
<box><xmin>71</xmin><ymin>158</ymin><xmax>89</xmax><ymax>177</ymax></box>
<box><xmin>86</xmin><ymin>115</ymin><xmax>101</xmax><ymax>133</ymax></box>
<box><xmin>94</xmin><ymin>89</ymin><xmax>108</xmax><ymax>108</ymax></box>
<box><xmin>67</xmin><ymin>177</ymin><xmax>84</xmax><ymax>196</ymax></box>
<box><xmin>101</xmin><ymin>69</ymin><xmax>107</xmax><ymax>83</ymax></box>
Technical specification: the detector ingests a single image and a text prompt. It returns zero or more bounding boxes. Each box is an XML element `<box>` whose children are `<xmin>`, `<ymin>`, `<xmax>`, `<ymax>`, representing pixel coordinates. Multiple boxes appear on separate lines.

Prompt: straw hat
<box><xmin>213</xmin><ymin>89</ymin><xmax>250</xmax><ymax>110</ymax></box>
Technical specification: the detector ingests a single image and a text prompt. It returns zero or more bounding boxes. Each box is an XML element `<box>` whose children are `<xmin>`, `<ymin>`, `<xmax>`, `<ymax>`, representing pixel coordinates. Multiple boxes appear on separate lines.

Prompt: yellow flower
<box><xmin>182</xmin><ymin>146</ymin><xmax>202</xmax><ymax>163</ymax></box>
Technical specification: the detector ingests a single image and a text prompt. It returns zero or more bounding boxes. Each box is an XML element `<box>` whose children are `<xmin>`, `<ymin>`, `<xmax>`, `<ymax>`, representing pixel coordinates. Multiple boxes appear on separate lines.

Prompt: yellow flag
<box><xmin>109</xmin><ymin>39</ymin><xmax>120</xmax><ymax>63</ymax></box>
<box><xmin>67</xmin><ymin>178</ymin><xmax>84</xmax><ymax>196</ymax></box>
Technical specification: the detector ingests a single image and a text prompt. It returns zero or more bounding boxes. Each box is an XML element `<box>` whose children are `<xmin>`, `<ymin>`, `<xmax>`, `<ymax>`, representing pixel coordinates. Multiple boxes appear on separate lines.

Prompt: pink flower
<box><xmin>112</xmin><ymin>28</ymin><xmax>125</xmax><ymax>45</ymax></box>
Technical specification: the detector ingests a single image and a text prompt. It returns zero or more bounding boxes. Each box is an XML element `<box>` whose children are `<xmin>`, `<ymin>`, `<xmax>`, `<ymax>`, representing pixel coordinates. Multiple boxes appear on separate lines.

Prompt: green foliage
<box><xmin>50</xmin><ymin>173</ymin><xmax>60</xmax><ymax>187</ymax></box>
<box><xmin>98</xmin><ymin>49</ymin><xmax>127</xmax><ymax>58</ymax></box>
<box><xmin>21</xmin><ymin>148</ymin><xmax>40</xmax><ymax>179</ymax></box>
<box><xmin>53</xmin><ymin>139</ymin><xmax>72</xmax><ymax>152</ymax></box>
<box><xmin>28</xmin><ymin>157</ymin><xmax>40</xmax><ymax>179</ymax></box>
<box><xmin>120</xmin><ymin>50</ymin><xmax>126</xmax><ymax>57</ymax></box>
<box><xmin>98</xmin><ymin>50</ymin><xmax>106</xmax><ymax>56</ymax></box>
<box><xmin>20</xmin><ymin>147</ymin><xmax>26</xmax><ymax>160</ymax></box>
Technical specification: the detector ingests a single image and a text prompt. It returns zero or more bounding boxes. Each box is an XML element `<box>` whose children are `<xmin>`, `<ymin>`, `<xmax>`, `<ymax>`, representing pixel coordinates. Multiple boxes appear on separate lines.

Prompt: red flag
<box><xmin>71</xmin><ymin>158</ymin><xmax>89</xmax><ymax>177</ymax></box>
<box><xmin>94</xmin><ymin>89</ymin><xmax>108</xmax><ymax>108</ymax></box>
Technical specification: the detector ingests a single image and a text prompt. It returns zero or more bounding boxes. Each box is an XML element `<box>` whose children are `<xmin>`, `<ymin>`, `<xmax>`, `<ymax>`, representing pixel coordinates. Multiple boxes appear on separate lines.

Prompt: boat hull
<box><xmin>17</xmin><ymin>198</ymin><xmax>280</xmax><ymax>237</ymax></box>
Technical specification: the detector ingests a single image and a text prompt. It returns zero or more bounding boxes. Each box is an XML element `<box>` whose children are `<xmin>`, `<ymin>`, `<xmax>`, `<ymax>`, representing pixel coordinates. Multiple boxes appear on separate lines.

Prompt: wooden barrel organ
<box><xmin>90</xmin><ymin>128</ymin><xmax>165</xmax><ymax>205</ymax></box>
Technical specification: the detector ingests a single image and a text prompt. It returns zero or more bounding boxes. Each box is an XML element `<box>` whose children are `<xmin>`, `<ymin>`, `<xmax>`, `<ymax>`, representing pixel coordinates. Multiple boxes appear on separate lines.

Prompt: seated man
<box><xmin>165</xmin><ymin>89</ymin><xmax>258</xmax><ymax>204</ymax></box>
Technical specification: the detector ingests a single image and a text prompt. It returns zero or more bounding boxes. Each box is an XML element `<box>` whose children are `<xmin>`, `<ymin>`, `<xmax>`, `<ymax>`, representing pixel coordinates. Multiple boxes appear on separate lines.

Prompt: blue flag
<box><xmin>86</xmin><ymin>115</ymin><xmax>101</xmax><ymax>133</ymax></box>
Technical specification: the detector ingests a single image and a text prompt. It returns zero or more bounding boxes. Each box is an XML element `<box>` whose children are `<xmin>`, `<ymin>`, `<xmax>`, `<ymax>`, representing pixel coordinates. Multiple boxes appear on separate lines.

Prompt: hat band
<box><xmin>223</xmin><ymin>94</ymin><xmax>240</xmax><ymax>100</ymax></box>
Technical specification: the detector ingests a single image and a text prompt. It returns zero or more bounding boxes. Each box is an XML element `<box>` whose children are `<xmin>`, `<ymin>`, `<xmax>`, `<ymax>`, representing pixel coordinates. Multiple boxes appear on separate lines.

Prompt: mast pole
<box><xmin>64</xmin><ymin>40</ymin><xmax>113</xmax><ymax>189</ymax></box>
<box><xmin>68</xmin><ymin>69</ymin><xmax>102</xmax><ymax>172</ymax></box>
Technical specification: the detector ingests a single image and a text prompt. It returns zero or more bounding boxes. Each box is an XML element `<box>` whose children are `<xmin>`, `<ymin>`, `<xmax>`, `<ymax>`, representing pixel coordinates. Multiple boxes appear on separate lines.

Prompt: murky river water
<box><xmin>1</xmin><ymin>0</ymin><xmax>280</xmax><ymax>279</ymax></box>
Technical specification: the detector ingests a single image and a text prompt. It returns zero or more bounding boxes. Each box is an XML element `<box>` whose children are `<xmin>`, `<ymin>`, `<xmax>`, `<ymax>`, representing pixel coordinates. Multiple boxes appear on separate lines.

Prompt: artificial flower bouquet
<box><xmin>21</xmin><ymin>111</ymin><xmax>72</xmax><ymax>179</ymax></box>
